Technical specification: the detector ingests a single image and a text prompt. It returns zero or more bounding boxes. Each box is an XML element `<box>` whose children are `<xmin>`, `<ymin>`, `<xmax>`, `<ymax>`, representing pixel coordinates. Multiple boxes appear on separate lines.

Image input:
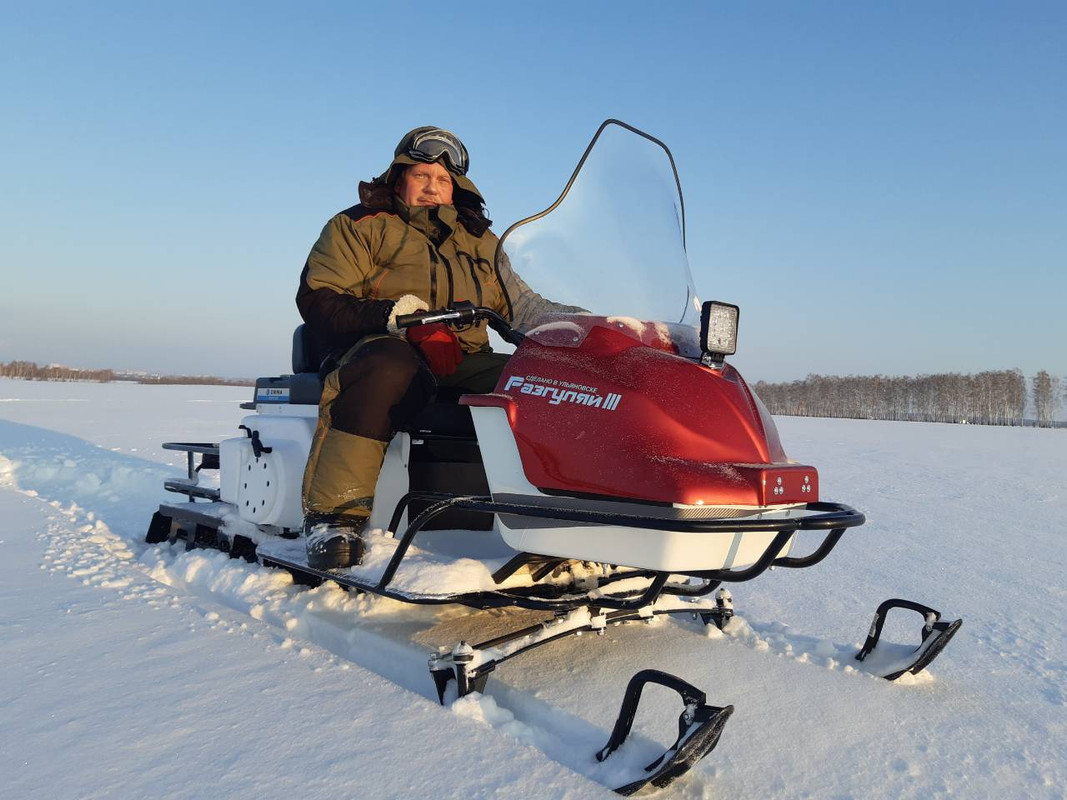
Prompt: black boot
<box><xmin>303</xmin><ymin>513</ymin><xmax>366</xmax><ymax>570</ymax></box>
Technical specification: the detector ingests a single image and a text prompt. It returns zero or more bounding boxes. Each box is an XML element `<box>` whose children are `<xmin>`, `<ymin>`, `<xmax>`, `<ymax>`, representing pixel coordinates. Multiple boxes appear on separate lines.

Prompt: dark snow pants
<box><xmin>301</xmin><ymin>335</ymin><xmax>508</xmax><ymax>518</ymax></box>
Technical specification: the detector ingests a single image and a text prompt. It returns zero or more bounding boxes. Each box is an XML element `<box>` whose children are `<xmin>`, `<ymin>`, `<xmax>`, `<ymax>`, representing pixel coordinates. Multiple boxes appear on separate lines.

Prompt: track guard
<box><xmin>855</xmin><ymin>598</ymin><xmax>963</xmax><ymax>680</ymax></box>
<box><xmin>146</xmin><ymin>511</ymin><xmax>173</xmax><ymax>544</ymax></box>
<box><xmin>597</xmin><ymin>669</ymin><xmax>733</xmax><ymax>795</ymax></box>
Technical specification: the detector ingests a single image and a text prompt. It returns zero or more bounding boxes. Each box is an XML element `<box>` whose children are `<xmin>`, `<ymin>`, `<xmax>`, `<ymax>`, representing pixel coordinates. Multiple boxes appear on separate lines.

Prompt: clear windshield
<box><xmin>497</xmin><ymin>121</ymin><xmax>701</xmax><ymax>331</ymax></box>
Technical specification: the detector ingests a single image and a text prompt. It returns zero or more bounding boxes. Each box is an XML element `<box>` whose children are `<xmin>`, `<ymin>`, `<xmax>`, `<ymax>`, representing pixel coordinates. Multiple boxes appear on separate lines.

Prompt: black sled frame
<box><xmin>150</xmin><ymin>489</ymin><xmax>863</xmax><ymax>612</ymax></box>
<box><xmin>153</xmin><ymin>441</ymin><xmax>867</xmax><ymax>612</ymax></box>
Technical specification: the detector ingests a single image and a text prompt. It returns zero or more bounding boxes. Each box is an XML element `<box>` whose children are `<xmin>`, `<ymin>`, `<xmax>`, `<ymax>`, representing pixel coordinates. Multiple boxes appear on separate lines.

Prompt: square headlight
<box><xmin>699</xmin><ymin>301</ymin><xmax>740</xmax><ymax>364</ymax></box>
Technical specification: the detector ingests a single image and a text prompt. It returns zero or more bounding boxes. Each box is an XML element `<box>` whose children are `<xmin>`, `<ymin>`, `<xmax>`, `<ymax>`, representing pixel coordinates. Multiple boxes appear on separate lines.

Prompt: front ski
<box><xmin>855</xmin><ymin>598</ymin><xmax>962</xmax><ymax>680</ymax></box>
<box><xmin>428</xmin><ymin>615</ymin><xmax>733</xmax><ymax>795</ymax></box>
<box><xmin>597</xmin><ymin>670</ymin><xmax>733</xmax><ymax>795</ymax></box>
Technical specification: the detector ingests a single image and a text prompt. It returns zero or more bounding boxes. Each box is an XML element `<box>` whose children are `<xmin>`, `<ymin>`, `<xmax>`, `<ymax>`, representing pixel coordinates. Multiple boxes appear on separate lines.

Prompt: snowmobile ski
<box><xmin>597</xmin><ymin>670</ymin><xmax>734</xmax><ymax>795</ymax></box>
<box><xmin>855</xmin><ymin>598</ymin><xmax>963</xmax><ymax>680</ymax></box>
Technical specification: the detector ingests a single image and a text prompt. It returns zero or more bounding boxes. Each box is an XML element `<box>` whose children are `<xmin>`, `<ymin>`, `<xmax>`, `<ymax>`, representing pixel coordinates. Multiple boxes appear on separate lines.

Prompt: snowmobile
<box><xmin>146</xmin><ymin>120</ymin><xmax>960</xmax><ymax>794</ymax></box>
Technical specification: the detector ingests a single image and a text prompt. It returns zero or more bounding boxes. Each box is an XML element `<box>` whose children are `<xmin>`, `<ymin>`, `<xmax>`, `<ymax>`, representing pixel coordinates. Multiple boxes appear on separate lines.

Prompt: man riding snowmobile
<box><xmin>296</xmin><ymin>126</ymin><xmax>569</xmax><ymax>570</ymax></box>
<box><xmin>148</xmin><ymin>120</ymin><xmax>961</xmax><ymax>793</ymax></box>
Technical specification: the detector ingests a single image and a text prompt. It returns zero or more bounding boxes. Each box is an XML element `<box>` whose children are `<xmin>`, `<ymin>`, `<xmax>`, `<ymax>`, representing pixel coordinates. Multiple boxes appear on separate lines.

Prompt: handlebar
<box><xmin>395</xmin><ymin>300</ymin><xmax>477</xmax><ymax>329</ymax></box>
<box><xmin>396</xmin><ymin>301</ymin><xmax>525</xmax><ymax>346</ymax></box>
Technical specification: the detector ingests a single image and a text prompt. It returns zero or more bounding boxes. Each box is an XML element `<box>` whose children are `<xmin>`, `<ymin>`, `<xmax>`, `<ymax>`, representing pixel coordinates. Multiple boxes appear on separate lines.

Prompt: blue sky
<box><xmin>1</xmin><ymin>2</ymin><xmax>1063</xmax><ymax>382</ymax></box>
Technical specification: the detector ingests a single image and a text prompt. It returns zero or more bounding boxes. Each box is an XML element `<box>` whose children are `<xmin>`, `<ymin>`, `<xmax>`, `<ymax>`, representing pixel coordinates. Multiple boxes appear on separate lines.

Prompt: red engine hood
<box><xmin>463</xmin><ymin>319</ymin><xmax>819</xmax><ymax>507</ymax></box>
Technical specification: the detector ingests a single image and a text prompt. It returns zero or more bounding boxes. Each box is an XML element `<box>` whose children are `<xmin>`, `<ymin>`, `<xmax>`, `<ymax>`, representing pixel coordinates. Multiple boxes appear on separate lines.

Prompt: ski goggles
<box><xmin>406</xmin><ymin>129</ymin><xmax>470</xmax><ymax>175</ymax></box>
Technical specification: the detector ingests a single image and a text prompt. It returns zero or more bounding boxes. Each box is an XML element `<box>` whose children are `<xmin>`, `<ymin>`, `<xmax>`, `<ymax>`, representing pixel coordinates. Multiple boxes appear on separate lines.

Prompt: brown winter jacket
<box><xmin>297</xmin><ymin>157</ymin><xmax>557</xmax><ymax>356</ymax></box>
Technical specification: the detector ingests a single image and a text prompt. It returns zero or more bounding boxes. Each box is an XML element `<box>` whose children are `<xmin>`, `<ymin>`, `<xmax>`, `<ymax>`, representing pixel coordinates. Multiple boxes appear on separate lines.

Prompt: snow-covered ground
<box><xmin>1</xmin><ymin>377</ymin><xmax>1064</xmax><ymax>798</ymax></box>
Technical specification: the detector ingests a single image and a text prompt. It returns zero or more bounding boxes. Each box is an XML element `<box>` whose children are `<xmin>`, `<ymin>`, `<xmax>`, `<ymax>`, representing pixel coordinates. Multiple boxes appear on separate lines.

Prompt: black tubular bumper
<box><xmin>380</xmin><ymin>494</ymin><xmax>866</xmax><ymax>590</ymax></box>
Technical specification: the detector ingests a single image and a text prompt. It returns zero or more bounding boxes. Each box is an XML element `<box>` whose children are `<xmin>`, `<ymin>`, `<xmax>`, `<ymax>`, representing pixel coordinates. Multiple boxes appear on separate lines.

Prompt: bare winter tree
<box><xmin>1032</xmin><ymin>371</ymin><xmax>1052</xmax><ymax>427</ymax></box>
<box><xmin>1031</xmin><ymin>371</ymin><xmax>1063</xmax><ymax>428</ymax></box>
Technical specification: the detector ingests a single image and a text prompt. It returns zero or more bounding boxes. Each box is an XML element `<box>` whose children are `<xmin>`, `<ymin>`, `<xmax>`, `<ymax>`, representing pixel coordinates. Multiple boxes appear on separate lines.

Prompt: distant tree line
<box><xmin>0</xmin><ymin>360</ymin><xmax>115</xmax><ymax>382</ymax></box>
<box><xmin>136</xmin><ymin>374</ymin><xmax>254</xmax><ymax>387</ymax></box>
<box><xmin>0</xmin><ymin>360</ymin><xmax>252</xmax><ymax>387</ymax></box>
<box><xmin>754</xmin><ymin>369</ymin><xmax>1063</xmax><ymax>428</ymax></box>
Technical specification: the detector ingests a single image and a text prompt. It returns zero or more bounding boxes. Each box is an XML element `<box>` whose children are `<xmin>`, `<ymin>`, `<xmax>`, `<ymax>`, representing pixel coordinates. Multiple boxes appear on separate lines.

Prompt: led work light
<box><xmin>699</xmin><ymin>301</ymin><xmax>740</xmax><ymax>369</ymax></box>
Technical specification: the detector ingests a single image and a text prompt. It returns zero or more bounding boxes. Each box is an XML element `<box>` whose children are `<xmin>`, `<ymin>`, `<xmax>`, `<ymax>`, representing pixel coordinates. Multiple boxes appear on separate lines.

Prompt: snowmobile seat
<box><xmin>292</xmin><ymin>323</ymin><xmax>327</xmax><ymax>375</ymax></box>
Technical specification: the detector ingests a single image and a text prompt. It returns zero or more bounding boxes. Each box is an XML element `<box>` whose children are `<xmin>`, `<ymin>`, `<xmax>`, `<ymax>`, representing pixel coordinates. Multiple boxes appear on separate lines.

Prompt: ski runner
<box><xmin>296</xmin><ymin>126</ymin><xmax>569</xmax><ymax>569</ymax></box>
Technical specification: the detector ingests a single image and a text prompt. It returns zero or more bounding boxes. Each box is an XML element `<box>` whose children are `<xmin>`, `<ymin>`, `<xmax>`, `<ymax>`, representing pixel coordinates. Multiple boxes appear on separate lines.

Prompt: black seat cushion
<box><xmin>292</xmin><ymin>324</ymin><xmax>327</xmax><ymax>375</ymax></box>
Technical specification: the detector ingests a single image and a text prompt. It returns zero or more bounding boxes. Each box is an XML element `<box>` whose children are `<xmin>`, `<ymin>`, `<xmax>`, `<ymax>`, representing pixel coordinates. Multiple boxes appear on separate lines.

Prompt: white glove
<box><xmin>386</xmin><ymin>294</ymin><xmax>430</xmax><ymax>336</ymax></box>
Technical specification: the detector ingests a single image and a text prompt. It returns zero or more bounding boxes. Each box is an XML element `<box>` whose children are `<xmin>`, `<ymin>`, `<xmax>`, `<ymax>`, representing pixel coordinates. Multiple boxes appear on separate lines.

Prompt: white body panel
<box><xmin>219</xmin><ymin>412</ymin><xmax>316</xmax><ymax>530</ymax></box>
<box><xmin>469</xmin><ymin>406</ymin><xmax>799</xmax><ymax>572</ymax></box>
